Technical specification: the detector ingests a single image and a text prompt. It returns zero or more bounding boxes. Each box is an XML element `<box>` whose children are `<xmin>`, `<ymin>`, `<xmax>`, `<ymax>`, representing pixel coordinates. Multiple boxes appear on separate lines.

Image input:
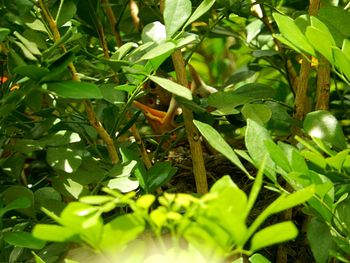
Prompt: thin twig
<box><xmin>38</xmin><ymin>0</ymin><xmax>119</xmax><ymax>164</ymax></box>
<box><xmin>172</xmin><ymin>50</ymin><xmax>208</xmax><ymax>194</ymax></box>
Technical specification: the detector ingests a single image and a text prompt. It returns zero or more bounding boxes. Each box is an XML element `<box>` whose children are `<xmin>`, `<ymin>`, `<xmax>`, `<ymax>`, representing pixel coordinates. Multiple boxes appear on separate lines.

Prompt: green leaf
<box><xmin>342</xmin><ymin>39</ymin><xmax>350</xmax><ymax>61</ymax></box>
<box><xmin>147</xmin><ymin>161</ymin><xmax>177</xmax><ymax>192</ymax></box>
<box><xmin>244</xmin><ymin>157</ymin><xmax>265</xmax><ymax>220</ymax></box>
<box><xmin>4</xmin><ymin>232</ymin><xmax>46</xmax><ymax>249</ymax></box>
<box><xmin>208</xmin><ymin>176</ymin><xmax>248</xmax><ymax>242</ymax></box>
<box><xmin>80</xmin><ymin>195</ymin><xmax>114</xmax><ymax>205</ymax></box>
<box><xmin>0</xmin><ymin>28</ymin><xmax>11</xmax><ymax>42</ymax></box>
<box><xmin>59</xmin><ymin>202</ymin><xmax>103</xmax><ymax>246</ymax></box>
<box><xmin>305</xmin><ymin>26</ymin><xmax>335</xmax><ymax>63</ymax></box>
<box><xmin>265</xmin><ymin>140</ymin><xmax>292</xmax><ymax>173</ymax></box>
<box><xmin>40</xmin><ymin>130</ymin><xmax>81</xmax><ymax>147</ymax></box>
<box><xmin>0</xmin><ymin>197</ymin><xmax>31</xmax><ymax>218</ymax></box>
<box><xmin>47</xmin><ymin>147</ymin><xmax>82</xmax><ymax>173</ymax></box>
<box><xmin>32</xmin><ymin>225</ymin><xmax>78</xmax><ymax>242</ymax></box>
<box><xmin>52</xmin><ymin>177</ymin><xmax>87</xmax><ymax>199</ymax></box>
<box><xmin>234</xmin><ymin>83</ymin><xmax>276</xmax><ymax>99</ymax></box>
<box><xmin>104</xmin><ymin>176</ymin><xmax>139</xmax><ymax>193</ymax></box>
<box><xmin>13</xmin><ymin>40</ymin><xmax>38</xmax><ymax>61</ymax></box>
<box><xmin>183</xmin><ymin>0</ymin><xmax>216</xmax><ymax>29</ymax></box>
<box><xmin>273</xmin><ymin>13</ymin><xmax>315</xmax><ymax>56</ymax></box>
<box><xmin>2</xmin><ymin>186</ymin><xmax>35</xmax><ymax>217</ymax></box>
<box><xmin>136</xmin><ymin>195</ymin><xmax>156</xmax><ymax>210</ymax></box>
<box><xmin>241</xmin><ymin>104</ymin><xmax>272</xmax><ymax>124</ymax></box>
<box><xmin>56</xmin><ymin>0</ymin><xmax>77</xmax><ymax>27</ymax></box>
<box><xmin>333</xmin><ymin>47</ymin><xmax>350</xmax><ymax>81</ymax></box>
<box><xmin>194</xmin><ymin>120</ymin><xmax>250</xmax><ymax>177</ymax></box>
<box><xmin>112</xmin><ymin>42</ymin><xmax>137</xmax><ymax>60</ymax></box>
<box><xmin>13</xmin><ymin>31</ymin><xmax>41</xmax><ymax>56</ymax></box>
<box><xmin>270</xmin><ymin>186</ymin><xmax>315</xmax><ymax>214</ymax></box>
<box><xmin>250</xmin><ymin>221</ymin><xmax>298</xmax><ymax>252</ymax></box>
<box><xmin>108</xmin><ymin>160</ymin><xmax>137</xmax><ymax>177</ymax></box>
<box><xmin>140</xmin><ymin>41</ymin><xmax>176</xmax><ymax>60</ymax></box>
<box><xmin>208</xmin><ymin>91</ymin><xmax>252</xmax><ymax>109</ymax></box>
<box><xmin>120</xmin><ymin>146</ymin><xmax>147</xmax><ymax>190</ymax></box>
<box><xmin>303</xmin><ymin>110</ymin><xmax>347</xmax><ymax>150</ymax></box>
<box><xmin>176</xmin><ymin>33</ymin><xmax>199</xmax><ymax>48</ymax></box>
<box><xmin>141</xmin><ymin>22</ymin><xmax>166</xmax><ymax>43</ymax></box>
<box><xmin>245</xmin><ymin>119</ymin><xmax>276</xmax><ymax>182</ymax></box>
<box><xmin>47</xmin><ymin>80</ymin><xmax>103</xmax><ymax>99</ymax></box>
<box><xmin>335</xmin><ymin>197</ymin><xmax>350</xmax><ymax>233</ymax></box>
<box><xmin>1</xmin><ymin>154</ymin><xmax>26</xmax><ymax>180</ymax></box>
<box><xmin>326</xmin><ymin>149</ymin><xmax>350</xmax><ymax>171</ymax></box>
<box><xmin>100</xmin><ymin>213</ymin><xmax>145</xmax><ymax>250</ymax></box>
<box><xmin>307</xmin><ymin>17</ymin><xmax>336</xmax><ymax>62</ymax></box>
<box><xmin>307</xmin><ymin>218</ymin><xmax>334</xmax><ymax>263</ymax></box>
<box><xmin>14</xmin><ymin>65</ymin><xmax>49</xmax><ymax>81</ymax></box>
<box><xmin>100</xmin><ymin>84</ymin><xmax>126</xmax><ymax>105</ymax></box>
<box><xmin>149</xmin><ymin>76</ymin><xmax>192</xmax><ymax>100</ymax></box>
<box><xmin>164</xmin><ymin>0</ymin><xmax>192</xmax><ymax>38</ymax></box>
<box><xmin>32</xmin><ymin>252</ymin><xmax>46</xmax><ymax>263</ymax></box>
<box><xmin>318</xmin><ymin>6</ymin><xmax>350</xmax><ymax>37</ymax></box>
<box><xmin>41</xmin><ymin>52</ymin><xmax>75</xmax><ymax>82</ymax></box>
<box><xmin>249</xmin><ymin>253</ymin><xmax>271</xmax><ymax>263</ymax></box>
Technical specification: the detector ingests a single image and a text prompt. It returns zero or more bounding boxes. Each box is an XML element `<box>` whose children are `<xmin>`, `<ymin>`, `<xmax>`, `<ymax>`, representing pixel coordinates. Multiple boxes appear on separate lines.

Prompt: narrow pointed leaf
<box><xmin>194</xmin><ymin>120</ymin><xmax>250</xmax><ymax>177</ymax></box>
<box><xmin>183</xmin><ymin>0</ymin><xmax>216</xmax><ymax>29</ymax></box>
<box><xmin>149</xmin><ymin>76</ymin><xmax>192</xmax><ymax>100</ymax></box>
<box><xmin>250</xmin><ymin>221</ymin><xmax>298</xmax><ymax>252</ymax></box>
<box><xmin>164</xmin><ymin>0</ymin><xmax>192</xmax><ymax>38</ymax></box>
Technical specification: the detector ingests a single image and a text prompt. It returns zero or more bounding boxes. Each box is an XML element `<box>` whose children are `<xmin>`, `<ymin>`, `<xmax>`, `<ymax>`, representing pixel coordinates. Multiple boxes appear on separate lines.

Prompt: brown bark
<box><xmin>100</xmin><ymin>0</ymin><xmax>123</xmax><ymax>47</ymax></box>
<box><xmin>316</xmin><ymin>56</ymin><xmax>331</xmax><ymax>110</ymax></box>
<box><xmin>171</xmin><ymin>51</ymin><xmax>208</xmax><ymax>194</ymax></box>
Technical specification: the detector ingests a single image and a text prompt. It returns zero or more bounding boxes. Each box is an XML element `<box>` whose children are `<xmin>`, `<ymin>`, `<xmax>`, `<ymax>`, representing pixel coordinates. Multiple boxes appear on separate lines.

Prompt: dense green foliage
<box><xmin>1</xmin><ymin>0</ymin><xmax>350</xmax><ymax>262</ymax></box>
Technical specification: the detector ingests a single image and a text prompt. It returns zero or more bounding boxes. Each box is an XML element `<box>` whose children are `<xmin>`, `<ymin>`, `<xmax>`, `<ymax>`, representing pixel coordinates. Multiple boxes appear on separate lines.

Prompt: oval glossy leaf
<box><xmin>46</xmin><ymin>147</ymin><xmax>82</xmax><ymax>173</ymax></box>
<box><xmin>56</xmin><ymin>0</ymin><xmax>77</xmax><ymax>27</ymax></box>
<box><xmin>104</xmin><ymin>176</ymin><xmax>139</xmax><ymax>193</ymax></box>
<box><xmin>208</xmin><ymin>91</ymin><xmax>252</xmax><ymax>109</ymax></box>
<box><xmin>183</xmin><ymin>0</ymin><xmax>216</xmax><ymax>29</ymax></box>
<box><xmin>4</xmin><ymin>232</ymin><xmax>46</xmax><ymax>249</ymax></box>
<box><xmin>2</xmin><ymin>186</ymin><xmax>35</xmax><ymax>218</ymax></box>
<box><xmin>147</xmin><ymin>161</ymin><xmax>177</xmax><ymax>192</ymax></box>
<box><xmin>333</xmin><ymin>47</ymin><xmax>350</xmax><ymax>81</ymax></box>
<box><xmin>234</xmin><ymin>83</ymin><xmax>276</xmax><ymax>99</ymax></box>
<box><xmin>245</xmin><ymin>119</ymin><xmax>276</xmax><ymax>182</ymax></box>
<box><xmin>305</xmin><ymin>26</ymin><xmax>334</xmax><ymax>63</ymax></box>
<box><xmin>241</xmin><ymin>104</ymin><xmax>272</xmax><ymax>124</ymax></box>
<box><xmin>47</xmin><ymin>80</ymin><xmax>103</xmax><ymax>99</ymax></box>
<box><xmin>149</xmin><ymin>76</ymin><xmax>192</xmax><ymax>100</ymax></box>
<box><xmin>164</xmin><ymin>0</ymin><xmax>192</xmax><ymax>38</ymax></box>
<box><xmin>250</xmin><ymin>221</ymin><xmax>298</xmax><ymax>252</ymax></box>
<box><xmin>0</xmin><ymin>197</ymin><xmax>32</xmax><ymax>218</ymax></box>
<box><xmin>303</xmin><ymin>110</ymin><xmax>347</xmax><ymax>150</ymax></box>
<box><xmin>273</xmin><ymin>13</ymin><xmax>315</xmax><ymax>56</ymax></box>
<box><xmin>141</xmin><ymin>22</ymin><xmax>166</xmax><ymax>43</ymax></box>
<box><xmin>319</xmin><ymin>6</ymin><xmax>350</xmax><ymax>37</ymax></box>
<box><xmin>32</xmin><ymin>224</ymin><xmax>78</xmax><ymax>242</ymax></box>
<box><xmin>307</xmin><ymin>218</ymin><xmax>334</xmax><ymax>263</ymax></box>
<box><xmin>194</xmin><ymin>120</ymin><xmax>250</xmax><ymax>176</ymax></box>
